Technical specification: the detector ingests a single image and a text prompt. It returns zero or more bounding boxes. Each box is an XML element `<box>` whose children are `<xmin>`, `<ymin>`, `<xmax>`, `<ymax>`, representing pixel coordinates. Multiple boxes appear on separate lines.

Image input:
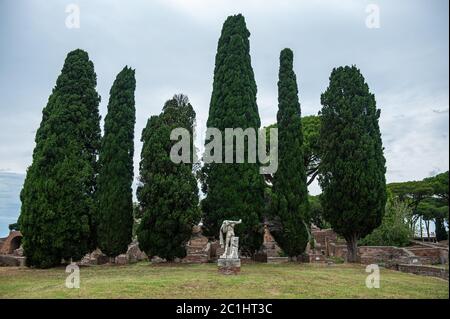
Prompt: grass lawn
<box><xmin>0</xmin><ymin>262</ymin><xmax>448</xmax><ymax>299</ymax></box>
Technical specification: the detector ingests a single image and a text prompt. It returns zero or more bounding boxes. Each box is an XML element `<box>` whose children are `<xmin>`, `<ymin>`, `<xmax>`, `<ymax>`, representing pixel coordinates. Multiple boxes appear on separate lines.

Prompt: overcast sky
<box><xmin>0</xmin><ymin>0</ymin><xmax>448</xmax><ymax>237</ymax></box>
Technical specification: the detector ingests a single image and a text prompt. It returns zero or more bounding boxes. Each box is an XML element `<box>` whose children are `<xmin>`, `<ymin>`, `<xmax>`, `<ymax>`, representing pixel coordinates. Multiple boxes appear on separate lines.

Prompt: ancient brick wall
<box><xmin>397</xmin><ymin>264</ymin><xmax>449</xmax><ymax>280</ymax></box>
<box><xmin>408</xmin><ymin>247</ymin><xmax>448</xmax><ymax>264</ymax></box>
<box><xmin>328</xmin><ymin>242</ymin><xmax>347</xmax><ymax>260</ymax></box>
<box><xmin>358</xmin><ymin>246</ymin><xmax>411</xmax><ymax>264</ymax></box>
<box><xmin>0</xmin><ymin>231</ymin><xmax>22</xmax><ymax>255</ymax></box>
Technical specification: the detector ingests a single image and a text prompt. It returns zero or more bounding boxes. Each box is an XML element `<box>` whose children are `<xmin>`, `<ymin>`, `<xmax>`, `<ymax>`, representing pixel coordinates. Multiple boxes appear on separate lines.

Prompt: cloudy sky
<box><xmin>0</xmin><ymin>0</ymin><xmax>448</xmax><ymax>237</ymax></box>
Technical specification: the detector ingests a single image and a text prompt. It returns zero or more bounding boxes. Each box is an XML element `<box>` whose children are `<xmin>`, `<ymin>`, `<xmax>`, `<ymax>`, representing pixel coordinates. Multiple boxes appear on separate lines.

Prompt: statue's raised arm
<box><xmin>228</xmin><ymin>219</ymin><xmax>242</xmax><ymax>226</ymax></box>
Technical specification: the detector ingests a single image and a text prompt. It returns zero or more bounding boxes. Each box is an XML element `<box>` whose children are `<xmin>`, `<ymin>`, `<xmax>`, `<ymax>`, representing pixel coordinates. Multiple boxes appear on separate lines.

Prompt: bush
<box><xmin>359</xmin><ymin>199</ymin><xmax>413</xmax><ymax>247</ymax></box>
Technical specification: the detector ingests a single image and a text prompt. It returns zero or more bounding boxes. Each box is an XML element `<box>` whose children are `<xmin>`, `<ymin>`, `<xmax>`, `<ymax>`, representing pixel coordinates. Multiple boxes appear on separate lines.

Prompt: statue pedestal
<box><xmin>183</xmin><ymin>235</ymin><xmax>210</xmax><ymax>263</ymax></box>
<box><xmin>217</xmin><ymin>258</ymin><xmax>241</xmax><ymax>275</ymax></box>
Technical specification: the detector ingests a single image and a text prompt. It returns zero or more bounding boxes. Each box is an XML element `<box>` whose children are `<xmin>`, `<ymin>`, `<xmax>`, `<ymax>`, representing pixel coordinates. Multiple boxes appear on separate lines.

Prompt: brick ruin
<box><xmin>182</xmin><ymin>224</ymin><xmax>211</xmax><ymax>263</ymax></box>
<box><xmin>0</xmin><ymin>231</ymin><xmax>25</xmax><ymax>266</ymax></box>
<box><xmin>0</xmin><ymin>230</ymin><xmax>22</xmax><ymax>255</ymax></box>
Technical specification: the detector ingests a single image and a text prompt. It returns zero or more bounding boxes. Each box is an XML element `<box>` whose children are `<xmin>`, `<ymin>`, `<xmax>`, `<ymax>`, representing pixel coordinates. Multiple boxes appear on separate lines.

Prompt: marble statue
<box><xmin>219</xmin><ymin>219</ymin><xmax>241</xmax><ymax>258</ymax></box>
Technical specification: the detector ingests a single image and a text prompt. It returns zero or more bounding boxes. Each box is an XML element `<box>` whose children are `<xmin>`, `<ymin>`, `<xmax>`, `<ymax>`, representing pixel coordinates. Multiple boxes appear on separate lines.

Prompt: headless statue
<box><xmin>219</xmin><ymin>219</ymin><xmax>242</xmax><ymax>258</ymax></box>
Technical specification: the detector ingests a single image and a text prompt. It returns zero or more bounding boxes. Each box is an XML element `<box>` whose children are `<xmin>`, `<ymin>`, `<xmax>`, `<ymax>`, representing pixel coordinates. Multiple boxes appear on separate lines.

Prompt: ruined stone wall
<box><xmin>396</xmin><ymin>264</ymin><xmax>449</xmax><ymax>280</ymax></box>
<box><xmin>328</xmin><ymin>242</ymin><xmax>347</xmax><ymax>260</ymax></box>
<box><xmin>358</xmin><ymin>246</ymin><xmax>411</xmax><ymax>264</ymax></box>
<box><xmin>406</xmin><ymin>247</ymin><xmax>443</xmax><ymax>264</ymax></box>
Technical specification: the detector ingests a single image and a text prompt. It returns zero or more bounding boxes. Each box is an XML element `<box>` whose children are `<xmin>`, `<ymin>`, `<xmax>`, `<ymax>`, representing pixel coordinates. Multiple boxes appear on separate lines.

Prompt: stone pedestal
<box><xmin>262</xmin><ymin>225</ymin><xmax>282</xmax><ymax>258</ymax></box>
<box><xmin>183</xmin><ymin>232</ymin><xmax>211</xmax><ymax>263</ymax></box>
<box><xmin>183</xmin><ymin>224</ymin><xmax>211</xmax><ymax>263</ymax></box>
<box><xmin>218</xmin><ymin>258</ymin><xmax>241</xmax><ymax>275</ymax></box>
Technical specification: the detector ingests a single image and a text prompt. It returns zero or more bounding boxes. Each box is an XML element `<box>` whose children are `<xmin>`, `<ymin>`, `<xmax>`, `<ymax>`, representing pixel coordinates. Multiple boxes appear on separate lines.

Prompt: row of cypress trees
<box><xmin>199</xmin><ymin>15</ymin><xmax>312</xmax><ymax>256</ymax></box>
<box><xmin>200</xmin><ymin>14</ymin><xmax>386</xmax><ymax>261</ymax></box>
<box><xmin>19</xmin><ymin>13</ymin><xmax>386</xmax><ymax>267</ymax></box>
<box><xmin>19</xmin><ymin>50</ymin><xmax>137</xmax><ymax>267</ymax></box>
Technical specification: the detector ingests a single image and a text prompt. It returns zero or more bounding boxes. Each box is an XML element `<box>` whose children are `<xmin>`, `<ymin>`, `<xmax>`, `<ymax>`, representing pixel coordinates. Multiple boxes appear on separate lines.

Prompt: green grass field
<box><xmin>0</xmin><ymin>262</ymin><xmax>448</xmax><ymax>299</ymax></box>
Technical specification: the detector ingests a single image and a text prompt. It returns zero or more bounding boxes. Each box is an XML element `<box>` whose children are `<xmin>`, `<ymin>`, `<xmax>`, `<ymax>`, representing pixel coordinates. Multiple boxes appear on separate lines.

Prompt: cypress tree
<box><xmin>96</xmin><ymin>67</ymin><xmax>136</xmax><ymax>257</ymax></box>
<box><xmin>19</xmin><ymin>49</ymin><xmax>101</xmax><ymax>268</ymax></box>
<box><xmin>271</xmin><ymin>49</ymin><xmax>309</xmax><ymax>257</ymax></box>
<box><xmin>200</xmin><ymin>14</ymin><xmax>265</xmax><ymax>255</ymax></box>
<box><xmin>137</xmin><ymin>95</ymin><xmax>200</xmax><ymax>261</ymax></box>
<box><xmin>318</xmin><ymin>65</ymin><xmax>386</xmax><ymax>262</ymax></box>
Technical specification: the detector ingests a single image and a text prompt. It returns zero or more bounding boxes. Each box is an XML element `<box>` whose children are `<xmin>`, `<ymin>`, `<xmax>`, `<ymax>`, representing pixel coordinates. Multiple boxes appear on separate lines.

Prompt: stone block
<box><xmin>126</xmin><ymin>241</ymin><xmax>147</xmax><ymax>263</ymax></box>
<box><xmin>151</xmin><ymin>256</ymin><xmax>166</xmax><ymax>263</ymax></box>
<box><xmin>13</xmin><ymin>246</ymin><xmax>24</xmax><ymax>257</ymax></box>
<box><xmin>115</xmin><ymin>254</ymin><xmax>128</xmax><ymax>265</ymax></box>
<box><xmin>0</xmin><ymin>255</ymin><xmax>26</xmax><ymax>267</ymax></box>
<box><xmin>218</xmin><ymin>258</ymin><xmax>241</xmax><ymax>275</ymax></box>
<box><xmin>79</xmin><ymin>248</ymin><xmax>109</xmax><ymax>266</ymax></box>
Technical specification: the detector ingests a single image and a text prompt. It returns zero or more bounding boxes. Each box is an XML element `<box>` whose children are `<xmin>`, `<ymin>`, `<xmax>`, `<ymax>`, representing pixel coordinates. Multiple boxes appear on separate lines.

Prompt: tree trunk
<box><xmin>419</xmin><ymin>217</ymin><xmax>424</xmax><ymax>241</ymax></box>
<box><xmin>346</xmin><ymin>234</ymin><xmax>359</xmax><ymax>263</ymax></box>
<box><xmin>425</xmin><ymin>220</ymin><xmax>430</xmax><ymax>242</ymax></box>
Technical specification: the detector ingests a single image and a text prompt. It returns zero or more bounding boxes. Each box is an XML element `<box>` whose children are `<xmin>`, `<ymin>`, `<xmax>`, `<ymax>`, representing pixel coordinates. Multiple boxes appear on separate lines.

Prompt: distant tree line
<box><xmin>388</xmin><ymin>171</ymin><xmax>449</xmax><ymax>242</ymax></box>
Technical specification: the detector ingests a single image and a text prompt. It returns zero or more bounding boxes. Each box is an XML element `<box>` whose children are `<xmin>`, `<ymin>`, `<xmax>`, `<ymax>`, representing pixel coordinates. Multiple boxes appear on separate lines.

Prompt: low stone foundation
<box><xmin>0</xmin><ymin>255</ymin><xmax>26</xmax><ymax>267</ymax></box>
<box><xmin>218</xmin><ymin>258</ymin><xmax>241</xmax><ymax>275</ymax></box>
<box><xmin>358</xmin><ymin>246</ymin><xmax>413</xmax><ymax>265</ymax></box>
<box><xmin>395</xmin><ymin>264</ymin><xmax>449</xmax><ymax>280</ymax></box>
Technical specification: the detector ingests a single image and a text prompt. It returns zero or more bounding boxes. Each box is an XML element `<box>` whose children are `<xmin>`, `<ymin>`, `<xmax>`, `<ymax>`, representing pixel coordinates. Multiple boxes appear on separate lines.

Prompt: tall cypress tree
<box><xmin>19</xmin><ymin>49</ymin><xmax>101</xmax><ymax>268</ymax></box>
<box><xmin>96</xmin><ymin>67</ymin><xmax>136</xmax><ymax>257</ymax></box>
<box><xmin>137</xmin><ymin>95</ymin><xmax>200</xmax><ymax>261</ymax></box>
<box><xmin>318</xmin><ymin>65</ymin><xmax>386</xmax><ymax>262</ymax></box>
<box><xmin>200</xmin><ymin>14</ymin><xmax>265</xmax><ymax>255</ymax></box>
<box><xmin>271</xmin><ymin>49</ymin><xmax>309</xmax><ymax>257</ymax></box>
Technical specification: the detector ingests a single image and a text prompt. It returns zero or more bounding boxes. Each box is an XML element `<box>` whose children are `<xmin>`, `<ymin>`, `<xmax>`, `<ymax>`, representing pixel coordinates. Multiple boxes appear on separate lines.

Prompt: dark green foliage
<box><xmin>388</xmin><ymin>181</ymin><xmax>434</xmax><ymax>209</ymax></box>
<box><xmin>137</xmin><ymin>95</ymin><xmax>200</xmax><ymax>261</ymax></box>
<box><xmin>8</xmin><ymin>223</ymin><xmax>19</xmax><ymax>231</ymax></box>
<box><xmin>388</xmin><ymin>171</ymin><xmax>449</xmax><ymax>240</ymax></box>
<box><xmin>318</xmin><ymin>66</ymin><xmax>387</xmax><ymax>262</ymax></box>
<box><xmin>96</xmin><ymin>67</ymin><xmax>136</xmax><ymax>257</ymax></box>
<box><xmin>264</xmin><ymin>114</ymin><xmax>321</xmax><ymax>186</ymax></box>
<box><xmin>302</xmin><ymin>115</ymin><xmax>321</xmax><ymax>185</ymax></box>
<box><xmin>270</xmin><ymin>48</ymin><xmax>309</xmax><ymax>257</ymax></box>
<box><xmin>435</xmin><ymin>215</ymin><xmax>448</xmax><ymax>241</ymax></box>
<box><xmin>132</xmin><ymin>202</ymin><xmax>142</xmax><ymax>239</ymax></box>
<box><xmin>416</xmin><ymin>198</ymin><xmax>448</xmax><ymax>240</ymax></box>
<box><xmin>19</xmin><ymin>49</ymin><xmax>101</xmax><ymax>268</ymax></box>
<box><xmin>309</xmin><ymin>195</ymin><xmax>330</xmax><ymax>229</ymax></box>
<box><xmin>424</xmin><ymin>171</ymin><xmax>449</xmax><ymax>203</ymax></box>
<box><xmin>200</xmin><ymin>14</ymin><xmax>265</xmax><ymax>254</ymax></box>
